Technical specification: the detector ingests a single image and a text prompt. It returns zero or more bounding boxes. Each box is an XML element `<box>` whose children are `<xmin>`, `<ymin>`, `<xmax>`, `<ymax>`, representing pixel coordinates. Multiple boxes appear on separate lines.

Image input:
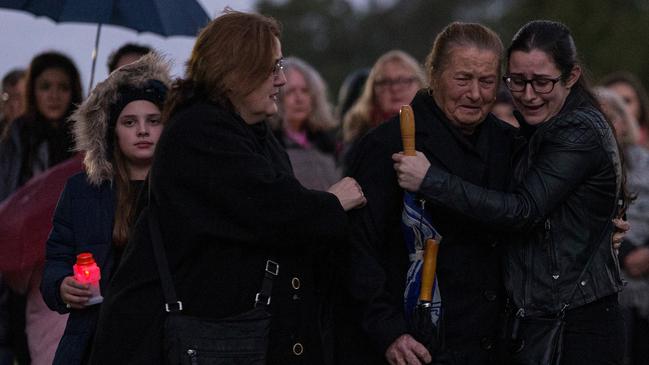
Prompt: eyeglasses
<box><xmin>271</xmin><ymin>58</ymin><xmax>284</xmax><ymax>78</ymax></box>
<box><xmin>0</xmin><ymin>91</ymin><xmax>20</xmax><ymax>104</ymax></box>
<box><xmin>503</xmin><ymin>75</ymin><xmax>562</xmax><ymax>94</ymax></box>
<box><xmin>374</xmin><ymin>76</ymin><xmax>418</xmax><ymax>90</ymax></box>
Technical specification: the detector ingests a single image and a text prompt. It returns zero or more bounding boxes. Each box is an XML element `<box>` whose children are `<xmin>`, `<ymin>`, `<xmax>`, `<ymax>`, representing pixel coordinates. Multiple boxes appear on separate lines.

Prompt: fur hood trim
<box><xmin>71</xmin><ymin>53</ymin><xmax>172</xmax><ymax>186</ymax></box>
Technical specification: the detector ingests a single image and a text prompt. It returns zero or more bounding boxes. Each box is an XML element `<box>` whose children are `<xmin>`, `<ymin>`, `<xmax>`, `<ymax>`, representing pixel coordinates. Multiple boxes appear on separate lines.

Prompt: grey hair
<box><xmin>271</xmin><ymin>56</ymin><xmax>337</xmax><ymax>132</ymax></box>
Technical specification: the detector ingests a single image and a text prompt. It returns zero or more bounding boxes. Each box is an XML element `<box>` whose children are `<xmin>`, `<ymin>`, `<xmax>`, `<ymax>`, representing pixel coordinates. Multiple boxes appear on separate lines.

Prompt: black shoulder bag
<box><xmin>148</xmin><ymin>206</ymin><xmax>277</xmax><ymax>364</ymax></box>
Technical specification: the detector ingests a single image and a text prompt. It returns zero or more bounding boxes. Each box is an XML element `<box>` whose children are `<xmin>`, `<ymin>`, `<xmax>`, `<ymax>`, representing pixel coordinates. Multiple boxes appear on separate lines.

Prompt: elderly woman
<box><xmin>341</xmin><ymin>50</ymin><xmax>425</xmax><ymax>171</ymax></box>
<box><xmin>395</xmin><ymin>20</ymin><xmax>629</xmax><ymax>364</ymax></box>
<box><xmin>271</xmin><ymin>57</ymin><xmax>340</xmax><ymax>190</ymax></box>
<box><xmin>89</xmin><ymin>11</ymin><xmax>365</xmax><ymax>365</ymax></box>
<box><xmin>341</xmin><ymin>23</ymin><xmax>518</xmax><ymax>365</ymax></box>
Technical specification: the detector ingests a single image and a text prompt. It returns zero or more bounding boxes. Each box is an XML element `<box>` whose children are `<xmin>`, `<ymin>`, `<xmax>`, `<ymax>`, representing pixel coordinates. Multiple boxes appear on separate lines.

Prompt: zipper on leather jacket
<box><xmin>522</xmin><ymin>237</ymin><xmax>531</xmax><ymax>319</ymax></box>
<box><xmin>545</xmin><ymin>219</ymin><xmax>562</xmax><ymax>309</ymax></box>
<box><xmin>511</xmin><ymin>307</ymin><xmax>525</xmax><ymax>340</ymax></box>
<box><xmin>187</xmin><ymin>349</ymin><xmax>198</xmax><ymax>365</ymax></box>
<box><xmin>545</xmin><ymin>219</ymin><xmax>560</xmax><ymax>281</ymax></box>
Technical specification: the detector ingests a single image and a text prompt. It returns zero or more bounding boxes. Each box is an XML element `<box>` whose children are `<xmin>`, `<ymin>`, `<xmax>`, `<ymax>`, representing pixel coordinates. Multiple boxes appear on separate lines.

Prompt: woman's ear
<box><xmin>565</xmin><ymin>65</ymin><xmax>582</xmax><ymax>89</ymax></box>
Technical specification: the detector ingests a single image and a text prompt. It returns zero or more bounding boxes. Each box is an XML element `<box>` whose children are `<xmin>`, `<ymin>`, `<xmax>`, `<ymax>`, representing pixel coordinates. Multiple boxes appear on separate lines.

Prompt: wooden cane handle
<box><xmin>419</xmin><ymin>238</ymin><xmax>439</xmax><ymax>302</ymax></box>
<box><xmin>400</xmin><ymin>105</ymin><xmax>416</xmax><ymax>156</ymax></box>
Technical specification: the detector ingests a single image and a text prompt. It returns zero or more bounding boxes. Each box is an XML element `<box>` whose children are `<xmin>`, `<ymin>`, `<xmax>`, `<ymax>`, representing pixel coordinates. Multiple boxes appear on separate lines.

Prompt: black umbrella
<box><xmin>400</xmin><ymin>106</ymin><xmax>444</xmax><ymax>357</ymax></box>
<box><xmin>0</xmin><ymin>0</ymin><xmax>210</xmax><ymax>90</ymax></box>
<box><xmin>410</xmin><ymin>238</ymin><xmax>442</xmax><ymax>356</ymax></box>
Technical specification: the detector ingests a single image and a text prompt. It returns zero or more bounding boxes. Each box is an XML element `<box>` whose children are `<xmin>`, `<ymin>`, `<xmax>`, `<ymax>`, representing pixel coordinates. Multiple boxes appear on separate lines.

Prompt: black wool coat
<box><xmin>337</xmin><ymin>90</ymin><xmax>518</xmax><ymax>364</ymax></box>
<box><xmin>89</xmin><ymin>100</ymin><xmax>347</xmax><ymax>365</ymax></box>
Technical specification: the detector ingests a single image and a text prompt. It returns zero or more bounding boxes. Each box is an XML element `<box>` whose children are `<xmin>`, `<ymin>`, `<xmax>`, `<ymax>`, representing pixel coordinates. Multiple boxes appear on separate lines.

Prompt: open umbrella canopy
<box><xmin>0</xmin><ymin>0</ymin><xmax>210</xmax><ymax>37</ymax></box>
<box><xmin>0</xmin><ymin>0</ymin><xmax>210</xmax><ymax>89</ymax></box>
<box><xmin>0</xmin><ymin>154</ymin><xmax>83</xmax><ymax>273</ymax></box>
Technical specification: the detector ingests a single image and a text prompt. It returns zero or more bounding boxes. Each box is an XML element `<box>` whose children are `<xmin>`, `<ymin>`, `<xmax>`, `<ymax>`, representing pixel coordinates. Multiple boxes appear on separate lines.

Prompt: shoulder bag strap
<box><xmin>148</xmin><ymin>203</ymin><xmax>183</xmax><ymax>313</ymax></box>
<box><xmin>146</xmin><ymin>176</ymin><xmax>278</xmax><ymax>312</ymax></box>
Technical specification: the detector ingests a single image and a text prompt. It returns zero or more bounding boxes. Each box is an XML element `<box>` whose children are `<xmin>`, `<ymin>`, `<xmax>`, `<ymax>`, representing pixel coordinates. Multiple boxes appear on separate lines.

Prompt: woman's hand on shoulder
<box><xmin>328</xmin><ymin>177</ymin><xmax>367</xmax><ymax>211</ymax></box>
<box><xmin>59</xmin><ymin>276</ymin><xmax>92</xmax><ymax>310</ymax></box>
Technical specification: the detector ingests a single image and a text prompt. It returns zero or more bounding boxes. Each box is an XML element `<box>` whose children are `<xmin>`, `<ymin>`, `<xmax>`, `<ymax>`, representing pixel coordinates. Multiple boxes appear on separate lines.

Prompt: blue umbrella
<box><xmin>0</xmin><ymin>0</ymin><xmax>210</xmax><ymax>89</ymax></box>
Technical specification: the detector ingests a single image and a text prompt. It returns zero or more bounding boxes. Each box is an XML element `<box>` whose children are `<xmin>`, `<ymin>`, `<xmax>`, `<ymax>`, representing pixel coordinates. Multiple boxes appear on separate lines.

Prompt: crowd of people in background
<box><xmin>0</xmin><ymin>8</ymin><xmax>648</xmax><ymax>365</ymax></box>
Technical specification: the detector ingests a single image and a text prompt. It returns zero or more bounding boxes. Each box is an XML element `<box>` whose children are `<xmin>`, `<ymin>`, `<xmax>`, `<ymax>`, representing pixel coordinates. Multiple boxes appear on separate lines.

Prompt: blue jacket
<box><xmin>41</xmin><ymin>172</ymin><xmax>116</xmax><ymax>365</ymax></box>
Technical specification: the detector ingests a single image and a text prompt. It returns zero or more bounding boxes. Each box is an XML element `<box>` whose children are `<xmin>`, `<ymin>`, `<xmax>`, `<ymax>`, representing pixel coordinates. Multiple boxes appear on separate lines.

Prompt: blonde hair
<box><xmin>342</xmin><ymin>50</ymin><xmax>425</xmax><ymax>143</ymax></box>
<box><xmin>272</xmin><ymin>57</ymin><xmax>337</xmax><ymax>132</ymax></box>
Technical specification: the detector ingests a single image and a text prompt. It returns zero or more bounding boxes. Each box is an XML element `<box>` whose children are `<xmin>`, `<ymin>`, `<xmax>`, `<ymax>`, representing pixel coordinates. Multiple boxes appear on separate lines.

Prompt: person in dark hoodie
<box><xmin>40</xmin><ymin>53</ymin><xmax>171</xmax><ymax>365</ymax></box>
<box><xmin>89</xmin><ymin>10</ymin><xmax>365</xmax><ymax>365</ymax></box>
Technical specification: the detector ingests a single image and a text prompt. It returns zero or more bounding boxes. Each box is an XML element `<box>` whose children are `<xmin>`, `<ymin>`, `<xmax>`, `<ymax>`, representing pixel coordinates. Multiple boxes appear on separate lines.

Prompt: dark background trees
<box><xmin>255</xmin><ymin>0</ymin><xmax>649</xmax><ymax>101</ymax></box>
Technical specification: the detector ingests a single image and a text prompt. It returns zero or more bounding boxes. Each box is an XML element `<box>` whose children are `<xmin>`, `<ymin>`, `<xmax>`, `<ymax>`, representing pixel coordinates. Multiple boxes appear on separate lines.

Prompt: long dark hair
<box><xmin>24</xmin><ymin>51</ymin><xmax>83</xmax><ymax>120</ymax></box>
<box><xmin>507</xmin><ymin>20</ymin><xmax>599</xmax><ymax>107</ymax></box>
<box><xmin>508</xmin><ymin>20</ymin><xmax>632</xmax><ymax>215</ymax></box>
<box><xmin>18</xmin><ymin>52</ymin><xmax>82</xmax><ymax>185</ymax></box>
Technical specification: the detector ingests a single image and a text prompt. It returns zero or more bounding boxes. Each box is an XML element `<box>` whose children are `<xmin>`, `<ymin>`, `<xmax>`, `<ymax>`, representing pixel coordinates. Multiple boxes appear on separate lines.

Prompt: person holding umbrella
<box><xmin>340</xmin><ymin>22</ymin><xmax>516</xmax><ymax>365</ymax></box>
<box><xmin>342</xmin><ymin>21</ymin><xmax>629</xmax><ymax>365</ymax></box>
<box><xmin>40</xmin><ymin>53</ymin><xmax>171</xmax><ymax>365</ymax></box>
<box><xmin>107</xmin><ymin>43</ymin><xmax>152</xmax><ymax>73</ymax></box>
<box><xmin>395</xmin><ymin>20</ymin><xmax>629</xmax><ymax>364</ymax></box>
<box><xmin>90</xmin><ymin>10</ymin><xmax>365</xmax><ymax>365</ymax></box>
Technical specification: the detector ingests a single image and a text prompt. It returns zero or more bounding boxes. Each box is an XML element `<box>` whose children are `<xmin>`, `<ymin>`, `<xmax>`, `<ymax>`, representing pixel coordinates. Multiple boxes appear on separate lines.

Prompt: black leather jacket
<box><xmin>419</xmin><ymin>89</ymin><xmax>624</xmax><ymax>316</ymax></box>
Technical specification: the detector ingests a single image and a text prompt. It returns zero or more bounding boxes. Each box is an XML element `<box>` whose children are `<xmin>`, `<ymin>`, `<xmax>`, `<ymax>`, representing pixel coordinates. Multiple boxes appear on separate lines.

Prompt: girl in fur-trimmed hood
<box><xmin>73</xmin><ymin>53</ymin><xmax>171</xmax><ymax>185</ymax></box>
<box><xmin>41</xmin><ymin>53</ymin><xmax>171</xmax><ymax>365</ymax></box>
<box><xmin>72</xmin><ymin>52</ymin><xmax>171</xmax><ymax>244</ymax></box>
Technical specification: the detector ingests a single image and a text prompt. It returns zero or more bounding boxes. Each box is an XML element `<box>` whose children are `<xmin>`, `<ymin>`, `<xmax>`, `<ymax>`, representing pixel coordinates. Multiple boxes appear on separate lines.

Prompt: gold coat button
<box><xmin>292</xmin><ymin>342</ymin><xmax>303</xmax><ymax>355</ymax></box>
<box><xmin>291</xmin><ymin>277</ymin><xmax>301</xmax><ymax>290</ymax></box>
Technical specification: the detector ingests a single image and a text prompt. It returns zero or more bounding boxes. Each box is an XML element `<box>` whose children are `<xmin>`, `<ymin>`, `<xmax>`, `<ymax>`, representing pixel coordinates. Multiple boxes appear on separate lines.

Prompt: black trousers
<box><xmin>561</xmin><ymin>294</ymin><xmax>625</xmax><ymax>365</ymax></box>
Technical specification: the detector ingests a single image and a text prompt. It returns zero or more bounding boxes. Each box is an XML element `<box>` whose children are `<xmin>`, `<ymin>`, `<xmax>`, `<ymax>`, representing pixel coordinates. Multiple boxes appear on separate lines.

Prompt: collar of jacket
<box><xmin>248</xmin><ymin>118</ymin><xmax>272</xmax><ymax>141</ymax></box>
<box><xmin>223</xmin><ymin>105</ymin><xmax>274</xmax><ymax>145</ymax></box>
<box><xmin>515</xmin><ymin>87</ymin><xmax>594</xmax><ymax>138</ymax></box>
<box><xmin>409</xmin><ymin>89</ymin><xmax>503</xmax><ymax>174</ymax></box>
